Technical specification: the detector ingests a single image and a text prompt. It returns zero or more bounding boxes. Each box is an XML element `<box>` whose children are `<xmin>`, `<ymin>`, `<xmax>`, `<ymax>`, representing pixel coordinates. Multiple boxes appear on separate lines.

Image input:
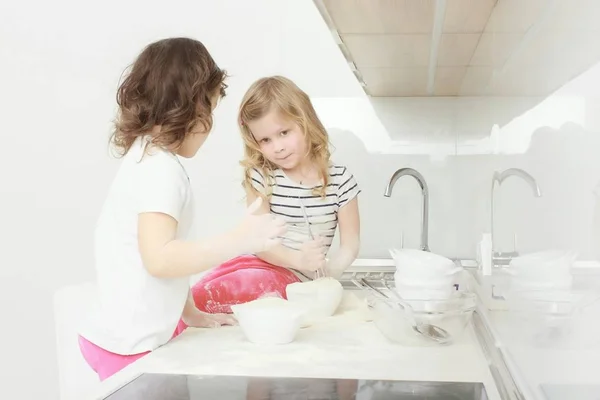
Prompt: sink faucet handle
<box><xmin>400</xmin><ymin>231</ymin><xmax>404</xmax><ymax>249</ymax></box>
<box><xmin>513</xmin><ymin>233</ymin><xmax>518</xmax><ymax>253</ymax></box>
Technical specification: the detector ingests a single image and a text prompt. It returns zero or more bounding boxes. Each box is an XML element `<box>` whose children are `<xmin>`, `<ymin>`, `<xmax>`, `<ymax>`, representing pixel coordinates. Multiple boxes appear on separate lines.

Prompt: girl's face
<box><xmin>247</xmin><ymin>109</ymin><xmax>308</xmax><ymax>171</ymax></box>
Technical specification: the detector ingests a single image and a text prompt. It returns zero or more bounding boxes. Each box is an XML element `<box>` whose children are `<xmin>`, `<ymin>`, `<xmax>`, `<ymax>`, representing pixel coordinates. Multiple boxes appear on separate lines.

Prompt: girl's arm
<box><xmin>326</xmin><ymin>196</ymin><xmax>361</xmax><ymax>279</ymax></box>
<box><xmin>138</xmin><ymin>197</ymin><xmax>285</xmax><ymax>279</ymax></box>
<box><xmin>245</xmin><ymin>189</ymin><xmax>325</xmax><ymax>273</ymax></box>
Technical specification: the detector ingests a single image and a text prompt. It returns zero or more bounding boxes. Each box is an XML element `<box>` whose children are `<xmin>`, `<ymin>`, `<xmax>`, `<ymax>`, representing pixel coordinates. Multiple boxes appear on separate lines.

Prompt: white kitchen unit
<box><xmin>469</xmin><ymin>265</ymin><xmax>600</xmax><ymax>400</ymax></box>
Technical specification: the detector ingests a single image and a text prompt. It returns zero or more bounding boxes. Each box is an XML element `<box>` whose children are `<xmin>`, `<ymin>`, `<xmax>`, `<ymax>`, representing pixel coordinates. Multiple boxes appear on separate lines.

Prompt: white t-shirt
<box><xmin>79</xmin><ymin>136</ymin><xmax>194</xmax><ymax>355</ymax></box>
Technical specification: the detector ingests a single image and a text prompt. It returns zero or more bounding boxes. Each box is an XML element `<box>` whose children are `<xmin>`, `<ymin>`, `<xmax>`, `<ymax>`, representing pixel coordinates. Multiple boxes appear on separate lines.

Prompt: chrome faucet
<box><xmin>491</xmin><ymin>168</ymin><xmax>542</xmax><ymax>265</ymax></box>
<box><xmin>384</xmin><ymin>168</ymin><xmax>430</xmax><ymax>252</ymax></box>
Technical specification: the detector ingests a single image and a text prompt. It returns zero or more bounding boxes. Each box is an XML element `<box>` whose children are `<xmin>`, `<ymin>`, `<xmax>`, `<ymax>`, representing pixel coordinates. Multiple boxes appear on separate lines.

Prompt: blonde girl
<box><xmin>192</xmin><ymin>76</ymin><xmax>361</xmax><ymax>312</ymax></box>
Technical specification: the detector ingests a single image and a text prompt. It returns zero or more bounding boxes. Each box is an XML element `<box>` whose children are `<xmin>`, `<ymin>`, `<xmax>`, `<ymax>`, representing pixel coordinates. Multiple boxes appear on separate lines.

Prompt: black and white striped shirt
<box><xmin>250</xmin><ymin>164</ymin><xmax>361</xmax><ymax>253</ymax></box>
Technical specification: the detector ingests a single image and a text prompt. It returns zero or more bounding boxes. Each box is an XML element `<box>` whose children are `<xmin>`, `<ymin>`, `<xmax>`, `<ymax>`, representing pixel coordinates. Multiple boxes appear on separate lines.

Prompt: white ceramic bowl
<box><xmin>394</xmin><ymin>272</ymin><xmax>460</xmax><ymax>287</ymax></box>
<box><xmin>510</xmin><ymin>274</ymin><xmax>574</xmax><ymax>291</ymax></box>
<box><xmin>508</xmin><ymin>250</ymin><xmax>576</xmax><ymax>291</ymax></box>
<box><xmin>390</xmin><ymin>248</ymin><xmax>456</xmax><ymax>268</ymax></box>
<box><xmin>286</xmin><ymin>277</ymin><xmax>344</xmax><ymax>326</ymax></box>
<box><xmin>509</xmin><ymin>250</ymin><xmax>577</xmax><ymax>275</ymax></box>
<box><xmin>394</xmin><ymin>265</ymin><xmax>463</xmax><ymax>300</ymax></box>
<box><xmin>390</xmin><ymin>249</ymin><xmax>459</xmax><ymax>279</ymax></box>
<box><xmin>395</xmin><ymin>283</ymin><xmax>456</xmax><ymax>300</ymax></box>
<box><xmin>230</xmin><ymin>297</ymin><xmax>305</xmax><ymax>345</ymax></box>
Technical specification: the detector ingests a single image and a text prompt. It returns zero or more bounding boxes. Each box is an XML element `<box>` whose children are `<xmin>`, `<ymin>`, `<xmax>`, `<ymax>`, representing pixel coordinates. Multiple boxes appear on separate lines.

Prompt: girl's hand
<box><xmin>297</xmin><ymin>235</ymin><xmax>326</xmax><ymax>272</ymax></box>
<box><xmin>183</xmin><ymin>310</ymin><xmax>237</xmax><ymax>328</ymax></box>
<box><xmin>237</xmin><ymin>197</ymin><xmax>287</xmax><ymax>253</ymax></box>
<box><xmin>325</xmin><ymin>262</ymin><xmax>344</xmax><ymax>279</ymax></box>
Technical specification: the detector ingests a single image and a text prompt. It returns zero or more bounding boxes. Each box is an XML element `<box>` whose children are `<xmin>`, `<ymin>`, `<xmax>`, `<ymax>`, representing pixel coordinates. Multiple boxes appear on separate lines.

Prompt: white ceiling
<box><xmin>314</xmin><ymin>0</ymin><xmax>600</xmax><ymax>97</ymax></box>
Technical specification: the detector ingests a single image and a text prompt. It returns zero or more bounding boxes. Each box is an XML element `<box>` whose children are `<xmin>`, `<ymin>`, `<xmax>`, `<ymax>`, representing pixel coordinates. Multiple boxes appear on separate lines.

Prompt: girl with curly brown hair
<box><xmin>77</xmin><ymin>38</ymin><xmax>286</xmax><ymax>381</ymax></box>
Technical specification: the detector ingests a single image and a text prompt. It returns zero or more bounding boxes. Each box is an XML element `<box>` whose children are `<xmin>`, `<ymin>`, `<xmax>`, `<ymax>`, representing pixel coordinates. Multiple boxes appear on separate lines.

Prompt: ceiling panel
<box><xmin>314</xmin><ymin>0</ymin><xmax>600</xmax><ymax>98</ymax></box>
<box><xmin>342</xmin><ymin>34</ymin><xmax>431</xmax><ymax>68</ymax></box>
<box><xmin>434</xmin><ymin>66</ymin><xmax>467</xmax><ymax>95</ymax></box>
<box><xmin>360</xmin><ymin>67</ymin><xmax>428</xmax><ymax>96</ymax></box>
<box><xmin>437</xmin><ymin>34</ymin><xmax>481</xmax><ymax>66</ymax></box>
<box><xmin>508</xmin><ymin>30</ymin><xmax>600</xmax><ymax>75</ymax></box>
<box><xmin>490</xmin><ymin>65</ymin><xmax>559</xmax><ymax>96</ymax></box>
<box><xmin>322</xmin><ymin>0</ymin><xmax>435</xmax><ymax>34</ymax></box>
<box><xmin>469</xmin><ymin>33</ymin><xmax>523</xmax><ymax>66</ymax></box>
<box><xmin>443</xmin><ymin>0</ymin><xmax>497</xmax><ymax>33</ymax></box>
<box><xmin>459</xmin><ymin>66</ymin><xmax>494</xmax><ymax>95</ymax></box>
<box><xmin>544</xmin><ymin>0</ymin><xmax>600</xmax><ymax>31</ymax></box>
<box><xmin>484</xmin><ymin>0</ymin><xmax>546</xmax><ymax>33</ymax></box>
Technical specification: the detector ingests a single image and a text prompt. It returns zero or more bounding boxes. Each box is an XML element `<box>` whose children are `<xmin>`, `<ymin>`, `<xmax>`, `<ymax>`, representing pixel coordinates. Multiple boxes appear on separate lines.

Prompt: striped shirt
<box><xmin>250</xmin><ymin>164</ymin><xmax>361</xmax><ymax>261</ymax></box>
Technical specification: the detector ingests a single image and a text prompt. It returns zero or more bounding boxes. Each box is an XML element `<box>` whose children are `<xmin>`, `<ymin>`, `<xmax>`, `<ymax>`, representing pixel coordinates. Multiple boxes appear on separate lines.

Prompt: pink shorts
<box><xmin>81</xmin><ymin>255</ymin><xmax>298</xmax><ymax>381</ymax></box>
<box><xmin>191</xmin><ymin>254</ymin><xmax>301</xmax><ymax>313</ymax></box>
<box><xmin>78</xmin><ymin>319</ymin><xmax>187</xmax><ymax>381</ymax></box>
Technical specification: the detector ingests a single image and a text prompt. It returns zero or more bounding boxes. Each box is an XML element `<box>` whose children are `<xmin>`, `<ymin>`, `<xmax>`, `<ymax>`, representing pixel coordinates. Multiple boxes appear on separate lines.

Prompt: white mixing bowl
<box><xmin>230</xmin><ymin>297</ymin><xmax>305</xmax><ymax>345</ymax></box>
<box><xmin>286</xmin><ymin>277</ymin><xmax>344</xmax><ymax>326</ymax></box>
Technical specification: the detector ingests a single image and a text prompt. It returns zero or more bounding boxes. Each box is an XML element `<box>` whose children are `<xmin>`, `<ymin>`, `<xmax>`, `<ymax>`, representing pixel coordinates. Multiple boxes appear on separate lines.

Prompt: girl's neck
<box><xmin>282</xmin><ymin>159</ymin><xmax>319</xmax><ymax>186</ymax></box>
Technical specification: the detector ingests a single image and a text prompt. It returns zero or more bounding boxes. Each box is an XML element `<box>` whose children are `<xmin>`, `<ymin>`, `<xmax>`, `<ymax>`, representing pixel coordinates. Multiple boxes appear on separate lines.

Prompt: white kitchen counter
<box><xmin>84</xmin><ymin>290</ymin><xmax>502</xmax><ymax>399</ymax></box>
<box><xmin>483</xmin><ymin>309</ymin><xmax>600</xmax><ymax>400</ymax></box>
<box><xmin>470</xmin><ymin>266</ymin><xmax>600</xmax><ymax>400</ymax></box>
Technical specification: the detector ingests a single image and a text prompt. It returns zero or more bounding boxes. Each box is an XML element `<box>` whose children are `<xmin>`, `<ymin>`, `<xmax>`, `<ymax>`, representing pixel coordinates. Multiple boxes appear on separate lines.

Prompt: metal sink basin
<box><xmin>104</xmin><ymin>373</ymin><xmax>489</xmax><ymax>399</ymax></box>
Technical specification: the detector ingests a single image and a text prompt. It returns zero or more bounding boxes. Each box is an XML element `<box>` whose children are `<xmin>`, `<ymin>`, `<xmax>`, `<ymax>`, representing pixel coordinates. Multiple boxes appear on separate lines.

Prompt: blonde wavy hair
<box><xmin>239</xmin><ymin>76</ymin><xmax>331</xmax><ymax>198</ymax></box>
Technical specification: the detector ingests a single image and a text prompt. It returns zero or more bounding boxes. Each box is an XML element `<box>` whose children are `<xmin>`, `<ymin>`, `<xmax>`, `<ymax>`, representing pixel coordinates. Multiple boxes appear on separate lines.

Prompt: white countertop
<box><xmin>470</xmin><ymin>267</ymin><xmax>600</xmax><ymax>400</ymax></box>
<box><xmin>85</xmin><ymin>291</ymin><xmax>502</xmax><ymax>400</ymax></box>
<box><xmin>485</xmin><ymin>310</ymin><xmax>600</xmax><ymax>400</ymax></box>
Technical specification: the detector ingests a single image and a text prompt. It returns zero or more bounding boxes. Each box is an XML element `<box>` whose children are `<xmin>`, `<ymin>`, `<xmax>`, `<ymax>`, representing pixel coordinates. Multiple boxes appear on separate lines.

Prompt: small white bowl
<box><xmin>286</xmin><ymin>277</ymin><xmax>344</xmax><ymax>326</ymax></box>
<box><xmin>390</xmin><ymin>249</ymin><xmax>456</xmax><ymax>271</ymax></box>
<box><xmin>394</xmin><ymin>267</ymin><xmax>463</xmax><ymax>301</ymax></box>
<box><xmin>509</xmin><ymin>250</ymin><xmax>577</xmax><ymax>275</ymax></box>
<box><xmin>394</xmin><ymin>271</ymin><xmax>461</xmax><ymax>287</ymax></box>
<box><xmin>230</xmin><ymin>297</ymin><xmax>305</xmax><ymax>345</ymax></box>
<box><xmin>395</xmin><ymin>284</ymin><xmax>456</xmax><ymax>301</ymax></box>
<box><xmin>510</xmin><ymin>275</ymin><xmax>574</xmax><ymax>291</ymax></box>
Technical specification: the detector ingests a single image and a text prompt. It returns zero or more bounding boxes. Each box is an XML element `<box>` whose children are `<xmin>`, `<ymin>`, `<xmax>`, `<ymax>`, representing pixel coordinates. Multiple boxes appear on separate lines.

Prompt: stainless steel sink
<box><xmin>104</xmin><ymin>373</ymin><xmax>489</xmax><ymax>399</ymax></box>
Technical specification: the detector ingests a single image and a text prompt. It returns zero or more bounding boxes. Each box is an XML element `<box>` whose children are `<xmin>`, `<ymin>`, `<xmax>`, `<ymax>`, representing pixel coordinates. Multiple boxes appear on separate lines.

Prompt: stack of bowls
<box><xmin>507</xmin><ymin>250</ymin><xmax>577</xmax><ymax>292</ymax></box>
<box><xmin>390</xmin><ymin>249</ymin><xmax>463</xmax><ymax>300</ymax></box>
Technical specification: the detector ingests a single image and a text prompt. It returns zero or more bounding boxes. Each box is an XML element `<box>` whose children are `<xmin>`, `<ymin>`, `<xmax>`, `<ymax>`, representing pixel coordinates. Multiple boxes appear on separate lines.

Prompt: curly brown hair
<box><xmin>110</xmin><ymin>37</ymin><xmax>228</xmax><ymax>156</ymax></box>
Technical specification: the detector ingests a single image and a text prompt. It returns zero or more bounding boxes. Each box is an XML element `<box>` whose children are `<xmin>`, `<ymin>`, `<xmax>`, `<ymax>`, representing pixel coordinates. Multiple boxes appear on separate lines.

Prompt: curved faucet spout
<box><xmin>492</xmin><ymin>168</ymin><xmax>542</xmax><ymax>197</ymax></box>
<box><xmin>384</xmin><ymin>168</ymin><xmax>430</xmax><ymax>252</ymax></box>
<box><xmin>491</xmin><ymin>168</ymin><xmax>542</xmax><ymax>257</ymax></box>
